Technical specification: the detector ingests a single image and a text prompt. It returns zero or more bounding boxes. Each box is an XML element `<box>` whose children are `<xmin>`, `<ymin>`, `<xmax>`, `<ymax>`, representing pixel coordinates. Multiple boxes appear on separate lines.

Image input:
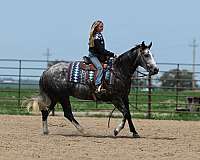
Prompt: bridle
<box><xmin>135</xmin><ymin>47</ymin><xmax>150</xmax><ymax>78</ymax></box>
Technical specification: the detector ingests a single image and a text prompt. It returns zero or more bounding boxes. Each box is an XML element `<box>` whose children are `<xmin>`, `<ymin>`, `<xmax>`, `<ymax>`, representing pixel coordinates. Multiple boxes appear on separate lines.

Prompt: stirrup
<box><xmin>95</xmin><ymin>84</ymin><xmax>106</xmax><ymax>93</ymax></box>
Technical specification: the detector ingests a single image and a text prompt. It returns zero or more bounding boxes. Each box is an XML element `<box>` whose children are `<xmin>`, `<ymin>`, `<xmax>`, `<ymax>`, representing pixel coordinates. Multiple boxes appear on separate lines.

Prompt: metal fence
<box><xmin>0</xmin><ymin>59</ymin><xmax>200</xmax><ymax>117</ymax></box>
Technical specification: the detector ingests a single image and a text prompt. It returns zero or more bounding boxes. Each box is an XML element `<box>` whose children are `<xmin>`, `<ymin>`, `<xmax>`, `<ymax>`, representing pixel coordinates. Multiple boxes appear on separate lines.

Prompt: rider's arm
<box><xmin>94</xmin><ymin>33</ymin><xmax>114</xmax><ymax>57</ymax></box>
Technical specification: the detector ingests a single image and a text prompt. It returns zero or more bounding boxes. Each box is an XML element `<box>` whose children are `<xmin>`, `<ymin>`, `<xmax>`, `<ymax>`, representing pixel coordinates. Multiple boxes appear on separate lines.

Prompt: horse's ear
<box><xmin>148</xmin><ymin>42</ymin><xmax>152</xmax><ymax>49</ymax></box>
<box><xmin>141</xmin><ymin>41</ymin><xmax>145</xmax><ymax>49</ymax></box>
<box><xmin>142</xmin><ymin>41</ymin><xmax>145</xmax><ymax>46</ymax></box>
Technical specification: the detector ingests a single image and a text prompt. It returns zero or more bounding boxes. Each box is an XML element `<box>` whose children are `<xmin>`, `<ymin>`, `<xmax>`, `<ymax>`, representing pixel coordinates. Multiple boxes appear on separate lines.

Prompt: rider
<box><xmin>88</xmin><ymin>20</ymin><xmax>115</xmax><ymax>93</ymax></box>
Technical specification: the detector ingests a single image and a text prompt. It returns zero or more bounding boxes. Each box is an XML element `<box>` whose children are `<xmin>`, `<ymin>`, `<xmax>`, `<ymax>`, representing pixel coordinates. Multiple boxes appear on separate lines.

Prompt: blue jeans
<box><xmin>89</xmin><ymin>52</ymin><xmax>103</xmax><ymax>86</ymax></box>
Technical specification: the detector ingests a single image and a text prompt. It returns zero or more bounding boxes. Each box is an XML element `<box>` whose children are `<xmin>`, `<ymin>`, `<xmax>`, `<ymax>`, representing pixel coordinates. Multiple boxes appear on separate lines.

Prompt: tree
<box><xmin>160</xmin><ymin>69</ymin><xmax>198</xmax><ymax>90</ymax></box>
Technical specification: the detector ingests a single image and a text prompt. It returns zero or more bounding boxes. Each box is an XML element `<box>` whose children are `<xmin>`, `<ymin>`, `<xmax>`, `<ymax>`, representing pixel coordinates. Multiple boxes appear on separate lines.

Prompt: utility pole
<box><xmin>189</xmin><ymin>39</ymin><xmax>198</xmax><ymax>90</ymax></box>
<box><xmin>44</xmin><ymin>48</ymin><xmax>52</xmax><ymax>68</ymax></box>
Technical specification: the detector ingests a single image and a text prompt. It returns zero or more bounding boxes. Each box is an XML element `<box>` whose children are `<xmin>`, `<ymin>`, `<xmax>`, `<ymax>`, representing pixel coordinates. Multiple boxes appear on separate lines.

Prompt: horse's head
<box><xmin>137</xmin><ymin>41</ymin><xmax>159</xmax><ymax>75</ymax></box>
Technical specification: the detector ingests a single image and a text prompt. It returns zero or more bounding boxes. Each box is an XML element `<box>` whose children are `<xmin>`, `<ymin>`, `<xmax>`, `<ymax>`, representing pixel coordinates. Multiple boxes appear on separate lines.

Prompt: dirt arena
<box><xmin>0</xmin><ymin>115</ymin><xmax>200</xmax><ymax>160</ymax></box>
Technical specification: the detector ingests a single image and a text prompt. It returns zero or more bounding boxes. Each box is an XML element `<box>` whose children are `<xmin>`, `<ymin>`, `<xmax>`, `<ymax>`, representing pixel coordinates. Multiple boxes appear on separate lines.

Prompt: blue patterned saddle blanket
<box><xmin>68</xmin><ymin>59</ymin><xmax>113</xmax><ymax>85</ymax></box>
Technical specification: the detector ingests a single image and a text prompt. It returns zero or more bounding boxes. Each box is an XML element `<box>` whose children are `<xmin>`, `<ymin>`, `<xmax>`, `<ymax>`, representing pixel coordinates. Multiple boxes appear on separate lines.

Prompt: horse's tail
<box><xmin>23</xmin><ymin>73</ymin><xmax>51</xmax><ymax>113</ymax></box>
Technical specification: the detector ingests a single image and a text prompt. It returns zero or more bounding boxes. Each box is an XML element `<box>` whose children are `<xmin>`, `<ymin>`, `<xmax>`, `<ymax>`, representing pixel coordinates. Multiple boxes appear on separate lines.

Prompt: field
<box><xmin>1</xmin><ymin>87</ymin><xmax>200</xmax><ymax>120</ymax></box>
<box><xmin>0</xmin><ymin>115</ymin><xmax>200</xmax><ymax>160</ymax></box>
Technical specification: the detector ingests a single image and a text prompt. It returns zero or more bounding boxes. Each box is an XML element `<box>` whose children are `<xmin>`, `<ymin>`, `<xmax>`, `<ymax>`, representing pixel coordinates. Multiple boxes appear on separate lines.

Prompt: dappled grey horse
<box><xmin>34</xmin><ymin>41</ymin><xmax>159</xmax><ymax>138</ymax></box>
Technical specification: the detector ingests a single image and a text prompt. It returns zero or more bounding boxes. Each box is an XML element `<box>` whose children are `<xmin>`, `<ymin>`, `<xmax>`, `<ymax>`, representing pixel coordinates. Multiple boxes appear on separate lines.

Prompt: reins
<box><xmin>136</xmin><ymin>70</ymin><xmax>148</xmax><ymax>77</ymax></box>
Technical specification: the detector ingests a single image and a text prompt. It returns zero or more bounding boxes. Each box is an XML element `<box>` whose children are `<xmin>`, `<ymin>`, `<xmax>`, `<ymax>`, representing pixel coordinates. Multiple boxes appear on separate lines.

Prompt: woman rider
<box><xmin>88</xmin><ymin>20</ymin><xmax>115</xmax><ymax>93</ymax></box>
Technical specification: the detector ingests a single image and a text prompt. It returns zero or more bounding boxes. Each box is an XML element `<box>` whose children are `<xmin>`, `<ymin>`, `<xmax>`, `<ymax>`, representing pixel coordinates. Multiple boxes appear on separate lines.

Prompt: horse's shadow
<box><xmin>51</xmin><ymin>133</ymin><xmax>134</xmax><ymax>139</ymax></box>
<box><xmin>50</xmin><ymin>132</ymin><xmax>177</xmax><ymax>140</ymax></box>
<box><xmin>147</xmin><ymin>137</ymin><xmax>177</xmax><ymax>141</ymax></box>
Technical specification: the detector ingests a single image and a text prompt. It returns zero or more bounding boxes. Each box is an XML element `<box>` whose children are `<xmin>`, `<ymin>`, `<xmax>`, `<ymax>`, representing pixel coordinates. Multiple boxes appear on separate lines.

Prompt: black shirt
<box><xmin>89</xmin><ymin>32</ymin><xmax>114</xmax><ymax>60</ymax></box>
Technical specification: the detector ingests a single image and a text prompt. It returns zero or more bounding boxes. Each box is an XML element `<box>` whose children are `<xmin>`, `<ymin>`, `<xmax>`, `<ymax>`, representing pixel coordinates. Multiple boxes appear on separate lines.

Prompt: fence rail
<box><xmin>0</xmin><ymin>59</ymin><xmax>200</xmax><ymax>117</ymax></box>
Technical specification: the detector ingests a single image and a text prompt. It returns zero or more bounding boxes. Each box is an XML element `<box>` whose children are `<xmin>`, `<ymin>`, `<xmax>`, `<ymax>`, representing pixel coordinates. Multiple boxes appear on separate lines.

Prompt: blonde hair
<box><xmin>89</xmin><ymin>20</ymin><xmax>103</xmax><ymax>48</ymax></box>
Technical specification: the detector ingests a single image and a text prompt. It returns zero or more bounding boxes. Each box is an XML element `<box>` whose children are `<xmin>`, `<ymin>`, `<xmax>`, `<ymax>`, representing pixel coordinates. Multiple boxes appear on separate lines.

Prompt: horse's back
<box><xmin>41</xmin><ymin>58</ymin><xmax>113</xmax><ymax>91</ymax></box>
<box><xmin>40</xmin><ymin>61</ymin><xmax>95</xmax><ymax>100</ymax></box>
<box><xmin>42</xmin><ymin>60</ymin><xmax>93</xmax><ymax>84</ymax></box>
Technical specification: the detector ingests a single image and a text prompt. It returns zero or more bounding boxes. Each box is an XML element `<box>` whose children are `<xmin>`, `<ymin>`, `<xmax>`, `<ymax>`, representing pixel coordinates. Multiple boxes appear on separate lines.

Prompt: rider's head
<box><xmin>89</xmin><ymin>20</ymin><xmax>103</xmax><ymax>48</ymax></box>
<box><xmin>91</xmin><ymin>20</ymin><xmax>103</xmax><ymax>33</ymax></box>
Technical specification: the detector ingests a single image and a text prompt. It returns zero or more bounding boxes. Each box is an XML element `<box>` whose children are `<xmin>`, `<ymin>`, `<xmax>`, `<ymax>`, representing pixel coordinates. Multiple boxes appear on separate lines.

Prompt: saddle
<box><xmin>67</xmin><ymin>56</ymin><xmax>113</xmax><ymax>93</ymax></box>
<box><xmin>81</xmin><ymin>56</ymin><xmax>108</xmax><ymax>71</ymax></box>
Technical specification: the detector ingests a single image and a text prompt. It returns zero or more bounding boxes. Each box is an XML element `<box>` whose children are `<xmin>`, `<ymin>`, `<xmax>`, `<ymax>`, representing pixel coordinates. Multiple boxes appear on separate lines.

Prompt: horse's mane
<box><xmin>114</xmin><ymin>44</ymin><xmax>141</xmax><ymax>66</ymax></box>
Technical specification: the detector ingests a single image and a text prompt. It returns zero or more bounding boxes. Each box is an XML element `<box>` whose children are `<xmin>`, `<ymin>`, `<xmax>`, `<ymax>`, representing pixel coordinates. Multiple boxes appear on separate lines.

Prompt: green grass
<box><xmin>129</xmin><ymin>89</ymin><xmax>200</xmax><ymax>110</ymax></box>
<box><xmin>0</xmin><ymin>87</ymin><xmax>200</xmax><ymax>120</ymax></box>
<box><xmin>131</xmin><ymin>112</ymin><xmax>200</xmax><ymax>121</ymax></box>
<box><xmin>0</xmin><ymin>87</ymin><xmax>38</xmax><ymax>114</ymax></box>
<box><xmin>0</xmin><ymin>104</ymin><xmax>30</xmax><ymax>115</ymax></box>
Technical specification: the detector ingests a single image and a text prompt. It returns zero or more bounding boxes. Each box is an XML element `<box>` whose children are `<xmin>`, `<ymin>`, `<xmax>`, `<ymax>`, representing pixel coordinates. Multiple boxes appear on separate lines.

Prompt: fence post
<box><xmin>18</xmin><ymin>60</ymin><xmax>22</xmax><ymax>106</ymax></box>
<box><xmin>175</xmin><ymin>64</ymin><xmax>180</xmax><ymax>110</ymax></box>
<box><xmin>96</xmin><ymin>101</ymin><xmax>98</xmax><ymax>109</ymax></box>
<box><xmin>147</xmin><ymin>75</ymin><xmax>152</xmax><ymax>118</ymax></box>
<box><xmin>135</xmin><ymin>69</ymin><xmax>139</xmax><ymax>111</ymax></box>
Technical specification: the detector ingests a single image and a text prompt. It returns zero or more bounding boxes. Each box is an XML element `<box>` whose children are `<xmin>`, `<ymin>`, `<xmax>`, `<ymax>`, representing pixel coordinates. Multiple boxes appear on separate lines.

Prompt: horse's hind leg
<box><xmin>60</xmin><ymin>97</ymin><xmax>85</xmax><ymax>134</ymax></box>
<box><xmin>41</xmin><ymin>100</ymin><xmax>56</xmax><ymax>134</ymax></box>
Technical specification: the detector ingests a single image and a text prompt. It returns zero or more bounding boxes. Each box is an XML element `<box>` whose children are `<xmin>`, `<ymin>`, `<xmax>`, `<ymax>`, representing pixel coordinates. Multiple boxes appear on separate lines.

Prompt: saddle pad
<box><xmin>68</xmin><ymin>60</ymin><xmax>113</xmax><ymax>85</ymax></box>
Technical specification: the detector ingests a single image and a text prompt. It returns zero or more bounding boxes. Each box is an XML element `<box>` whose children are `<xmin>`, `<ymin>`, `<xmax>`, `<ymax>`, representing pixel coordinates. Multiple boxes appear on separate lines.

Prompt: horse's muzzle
<box><xmin>149</xmin><ymin>67</ymin><xmax>159</xmax><ymax>75</ymax></box>
<box><xmin>153</xmin><ymin>67</ymin><xmax>159</xmax><ymax>74</ymax></box>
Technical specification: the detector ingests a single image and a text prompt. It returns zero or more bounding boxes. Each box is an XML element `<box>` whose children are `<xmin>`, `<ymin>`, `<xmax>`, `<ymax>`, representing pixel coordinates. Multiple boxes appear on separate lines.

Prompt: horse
<box><xmin>33</xmin><ymin>41</ymin><xmax>159</xmax><ymax>138</ymax></box>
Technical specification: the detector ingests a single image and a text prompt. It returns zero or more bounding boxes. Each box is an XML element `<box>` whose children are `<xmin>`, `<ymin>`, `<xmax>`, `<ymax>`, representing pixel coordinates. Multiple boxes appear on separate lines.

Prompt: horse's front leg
<box><xmin>112</xmin><ymin>98</ymin><xmax>140</xmax><ymax>138</ymax></box>
<box><xmin>123</xmin><ymin>96</ymin><xmax>140</xmax><ymax>138</ymax></box>
<box><xmin>112</xmin><ymin>98</ymin><xmax>128</xmax><ymax>136</ymax></box>
<box><xmin>114</xmin><ymin>117</ymin><xmax>126</xmax><ymax>136</ymax></box>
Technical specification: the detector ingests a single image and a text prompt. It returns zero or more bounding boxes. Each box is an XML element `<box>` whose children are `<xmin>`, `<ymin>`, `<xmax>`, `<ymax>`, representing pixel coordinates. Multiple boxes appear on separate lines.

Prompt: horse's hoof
<box><xmin>114</xmin><ymin>129</ymin><xmax>118</xmax><ymax>136</ymax></box>
<box><xmin>133</xmin><ymin>133</ymin><xmax>140</xmax><ymax>138</ymax></box>
<box><xmin>77</xmin><ymin>127</ymin><xmax>87</xmax><ymax>135</ymax></box>
<box><xmin>43</xmin><ymin>131</ymin><xmax>49</xmax><ymax>135</ymax></box>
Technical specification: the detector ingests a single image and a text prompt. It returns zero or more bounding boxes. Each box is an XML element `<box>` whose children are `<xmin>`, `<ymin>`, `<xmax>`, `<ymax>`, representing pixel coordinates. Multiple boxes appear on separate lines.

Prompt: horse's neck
<box><xmin>114</xmin><ymin>49</ymin><xmax>139</xmax><ymax>80</ymax></box>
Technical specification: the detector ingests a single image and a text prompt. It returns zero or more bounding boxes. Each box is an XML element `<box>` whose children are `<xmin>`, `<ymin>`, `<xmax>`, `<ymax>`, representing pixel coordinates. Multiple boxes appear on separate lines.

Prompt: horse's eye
<box><xmin>144</xmin><ymin>54</ymin><xmax>150</xmax><ymax>58</ymax></box>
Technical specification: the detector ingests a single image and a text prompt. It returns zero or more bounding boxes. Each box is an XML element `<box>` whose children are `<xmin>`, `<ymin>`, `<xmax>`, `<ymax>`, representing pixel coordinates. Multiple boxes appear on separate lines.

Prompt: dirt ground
<box><xmin>0</xmin><ymin>115</ymin><xmax>200</xmax><ymax>160</ymax></box>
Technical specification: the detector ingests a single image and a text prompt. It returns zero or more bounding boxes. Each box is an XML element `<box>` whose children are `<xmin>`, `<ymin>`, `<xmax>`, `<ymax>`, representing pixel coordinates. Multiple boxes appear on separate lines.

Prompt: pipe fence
<box><xmin>0</xmin><ymin>59</ymin><xmax>200</xmax><ymax>117</ymax></box>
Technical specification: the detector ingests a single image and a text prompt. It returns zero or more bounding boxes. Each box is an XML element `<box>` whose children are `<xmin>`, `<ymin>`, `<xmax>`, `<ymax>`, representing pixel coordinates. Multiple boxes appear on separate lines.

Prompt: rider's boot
<box><xmin>95</xmin><ymin>84</ymin><xmax>106</xmax><ymax>93</ymax></box>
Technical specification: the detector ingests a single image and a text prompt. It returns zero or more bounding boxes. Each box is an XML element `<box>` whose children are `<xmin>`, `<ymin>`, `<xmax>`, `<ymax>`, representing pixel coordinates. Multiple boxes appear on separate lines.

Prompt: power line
<box><xmin>189</xmin><ymin>38</ymin><xmax>198</xmax><ymax>90</ymax></box>
<box><xmin>43</xmin><ymin>48</ymin><xmax>52</xmax><ymax>68</ymax></box>
<box><xmin>43</xmin><ymin>48</ymin><xmax>52</xmax><ymax>62</ymax></box>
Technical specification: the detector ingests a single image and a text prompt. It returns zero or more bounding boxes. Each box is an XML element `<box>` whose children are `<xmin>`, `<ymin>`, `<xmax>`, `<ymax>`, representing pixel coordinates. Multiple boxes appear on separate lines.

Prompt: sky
<box><xmin>0</xmin><ymin>0</ymin><xmax>200</xmax><ymax>65</ymax></box>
